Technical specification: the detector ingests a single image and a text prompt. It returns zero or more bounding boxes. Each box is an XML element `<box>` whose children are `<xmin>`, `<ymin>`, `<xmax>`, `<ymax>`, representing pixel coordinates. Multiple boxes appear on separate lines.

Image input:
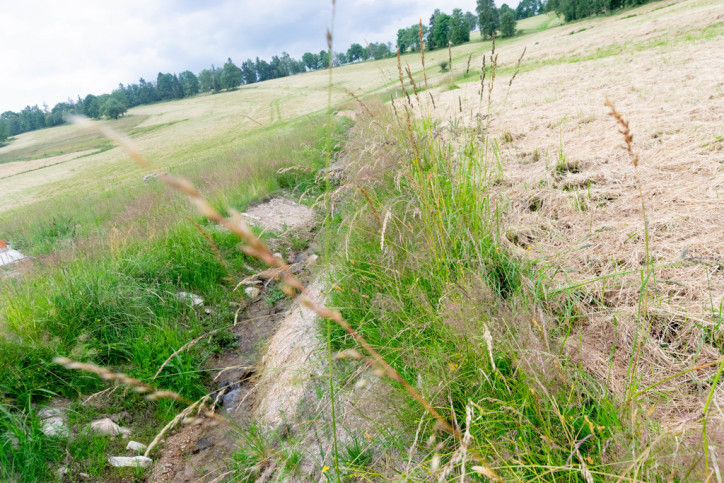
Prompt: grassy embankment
<box><xmin>0</xmin><ymin>114</ymin><xmax>350</xmax><ymax>480</ymax></box>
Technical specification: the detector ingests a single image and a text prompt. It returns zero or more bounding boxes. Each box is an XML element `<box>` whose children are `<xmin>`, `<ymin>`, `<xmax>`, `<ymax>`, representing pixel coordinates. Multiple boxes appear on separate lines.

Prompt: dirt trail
<box><xmin>150</xmin><ymin>197</ymin><xmax>323</xmax><ymax>481</ymax></box>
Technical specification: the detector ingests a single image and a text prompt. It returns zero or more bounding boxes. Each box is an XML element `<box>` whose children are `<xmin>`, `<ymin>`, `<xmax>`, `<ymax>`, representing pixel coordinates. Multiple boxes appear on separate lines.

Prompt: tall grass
<box><xmin>0</xmin><ymin>115</ymin><xmax>350</xmax><ymax>480</ymax></box>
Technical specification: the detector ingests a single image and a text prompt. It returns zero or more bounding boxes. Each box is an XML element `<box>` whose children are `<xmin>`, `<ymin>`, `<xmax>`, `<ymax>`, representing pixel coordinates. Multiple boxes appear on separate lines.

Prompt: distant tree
<box><xmin>82</xmin><ymin>94</ymin><xmax>101</xmax><ymax>119</ymax></box>
<box><xmin>334</xmin><ymin>52</ymin><xmax>348</xmax><ymax>66</ymax></box>
<box><xmin>516</xmin><ymin>0</ymin><xmax>543</xmax><ymax>19</ymax></box>
<box><xmin>318</xmin><ymin>50</ymin><xmax>331</xmax><ymax>68</ymax></box>
<box><xmin>198</xmin><ymin>69</ymin><xmax>214</xmax><ymax>92</ymax></box>
<box><xmin>346</xmin><ymin>43</ymin><xmax>365</xmax><ymax>63</ymax></box>
<box><xmin>427</xmin><ymin>9</ymin><xmax>442</xmax><ymax>49</ymax></box>
<box><xmin>137</xmin><ymin>77</ymin><xmax>158</xmax><ymax>103</ymax></box>
<box><xmin>431</xmin><ymin>12</ymin><xmax>452</xmax><ymax>49</ymax></box>
<box><xmin>255</xmin><ymin>57</ymin><xmax>272</xmax><ymax>81</ymax></box>
<box><xmin>157</xmin><ymin>73</ymin><xmax>177</xmax><ymax>100</ymax></box>
<box><xmin>1</xmin><ymin>111</ymin><xmax>21</xmax><ymax>136</ymax></box>
<box><xmin>110</xmin><ymin>88</ymin><xmax>129</xmax><ymax>109</ymax></box>
<box><xmin>0</xmin><ymin>119</ymin><xmax>8</xmax><ymax>143</ymax></box>
<box><xmin>241</xmin><ymin>59</ymin><xmax>257</xmax><ymax>84</ymax></box>
<box><xmin>398</xmin><ymin>23</ymin><xmax>427</xmax><ymax>52</ymax></box>
<box><xmin>290</xmin><ymin>58</ymin><xmax>307</xmax><ymax>74</ymax></box>
<box><xmin>476</xmin><ymin>0</ymin><xmax>500</xmax><ymax>38</ymax></box>
<box><xmin>450</xmin><ymin>8</ymin><xmax>471</xmax><ymax>45</ymax></box>
<box><xmin>102</xmin><ymin>98</ymin><xmax>127</xmax><ymax>119</ymax></box>
<box><xmin>465</xmin><ymin>11</ymin><xmax>478</xmax><ymax>31</ymax></box>
<box><xmin>302</xmin><ymin>52</ymin><xmax>319</xmax><ymax>71</ymax></box>
<box><xmin>221</xmin><ymin>58</ymin><xmax>242</xmax><ymax>90</ymax></box>
<box><xmin>500</xmin><ymin>8</ymin><xmax>517</xmax><ymax>37</ymax></box>
<box><xmin>367</xmin><ymin>42</ymin><xmax>392</xmax><ymax>60</ymax></box>
<box><xmin>178</xmin><ymin>70</ymin><xmax>200</xmax><ymax>97</ymax></box>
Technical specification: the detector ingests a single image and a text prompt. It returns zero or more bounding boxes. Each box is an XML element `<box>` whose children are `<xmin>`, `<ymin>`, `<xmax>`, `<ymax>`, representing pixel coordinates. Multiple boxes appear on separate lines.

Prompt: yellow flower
<box><xmin>321</xmin><ymin>465</ymin><xmax>330</xmax><ymax>473</ymax></box>
<box><xmin>448</xmin><ymin>363</ymin><xmax>459</xmax><ymax>372</ymax></box>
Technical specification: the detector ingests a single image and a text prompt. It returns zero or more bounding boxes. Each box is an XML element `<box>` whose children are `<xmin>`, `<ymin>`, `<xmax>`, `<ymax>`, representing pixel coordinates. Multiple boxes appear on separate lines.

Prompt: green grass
<box><xmin>0</xmin><ymin>115</ymin><xmax>351</xmax><ymax>481</ymax></box>
<box><xmin>322</xmin><ymin>105</ymin><xmax>674</xmax><ymax>479</ymax></box>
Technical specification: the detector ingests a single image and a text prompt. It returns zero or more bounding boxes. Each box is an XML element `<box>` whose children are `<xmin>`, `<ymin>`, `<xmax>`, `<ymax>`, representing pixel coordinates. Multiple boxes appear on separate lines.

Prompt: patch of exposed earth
<box><xmin>149</xmin><ymin>195</ymin><xmax>404</xmax><ymax>481</ymax></box>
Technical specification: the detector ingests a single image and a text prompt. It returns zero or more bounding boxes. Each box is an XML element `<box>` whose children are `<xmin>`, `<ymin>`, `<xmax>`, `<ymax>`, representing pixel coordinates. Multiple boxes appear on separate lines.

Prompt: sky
<box><xmin>0</xmin><ymin>0</ymin><xmax>519</xmax><ymax>113</ymax></box>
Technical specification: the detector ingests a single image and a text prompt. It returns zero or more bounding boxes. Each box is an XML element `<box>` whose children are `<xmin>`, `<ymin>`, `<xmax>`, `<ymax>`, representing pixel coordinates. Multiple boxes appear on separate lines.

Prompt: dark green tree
<box><xmin>346</xmin><ymin>43</ymin><xmax>365</xmax><ymax>62</ymax></box>
<box><xmin>302</xmin><ymin>52</ymin><xmax>319</xmax><ymax>71</ymax></box>
<box><xmin>450</xmin><ymin>9</ymin><xmax>471</xmax><ymax>45</ymax></box>
<box><xmin>82</xmin><ymin>95</ymin><xmax>101</xmax><ymax>119</ymax></box>
<box><xmin>465</xmin><ymin>11</ymin><xmax>478</xmax><ymax>31</ymax></box>
<box><xmin>500</xmin><ymin>8</ymin><xmax>517</xmax><ymax>37</ymax></box>
<box><xmin>431</xmin><ymin>12</ymin><xmax>452</xmax><ymax>49</ymax></box>
<box><xmin>334</xmin><ymin>52</ymin><xmax>348</xmax><ymax>66</ymax></box>
<box><xmin>427</xmin><ymin>9</ymin><xmax>442</xmax><ymax>49</ymax></box>
<box><xmin>137</xmin><ymin>78</ymin><xmax>158</xmax><ymax>104</ymax></box>
<box><xmin>0</xmin><ymin>119</ymin><xmax>8</xmax><ymax>143</ymax></box>
<box><xmin>516</xmin><ymin>0</ymin><xmax>543</xmax><ymax>19</ymax></box>
<box><xmin>319</xmin><ymin>50</ymin><xmax>331</xmax><ymax>68</ymax></box>
<box><xmin>157</xmin><ymin>73</ymin><xmax>177</xmax><ymax>100</ymax></box>
<box><xmin>255</xmin><ymin>58</ymin><xmax>272</xmax><ymax>81</ymax></box>
<box><xmin>476</xmin><ymin>0</ymin><xmax>500</xmax><ymax>38</ymax></box>
<box><xmin>178</xmin><ymin>70</ymin><xmax>199</xmax><ymax>97</ymax></box>
<box><xmin>221</xmin><ymin>58</ymin><xmax>242</xmax><ymax>90</ymax></box>
<box><xmin>102</xmin><ymin>98</ymin><xmax>127</xmax><ymax>119</ymax></box>
<box><xmin>1</xmin><ymin>111</ymin><xmax>21</xmax><ymax>136</ymax></box>
<box><xmin>241</xmin><ymin>60</ymin><xmax>257</xmax><ymax>84</ymax></box>
<box><xmin>198</xmin><ymin>69</ymin><xmax>214</xmax><ymax>92</ymax></box>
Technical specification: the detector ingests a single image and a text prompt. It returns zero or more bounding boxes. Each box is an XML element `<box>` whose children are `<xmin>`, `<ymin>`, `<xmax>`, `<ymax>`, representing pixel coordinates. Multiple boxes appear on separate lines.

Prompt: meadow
<box><xmin>1</xmin><ymin>0</ymin><xmax>723</xmax><ymax>480</ymax></box>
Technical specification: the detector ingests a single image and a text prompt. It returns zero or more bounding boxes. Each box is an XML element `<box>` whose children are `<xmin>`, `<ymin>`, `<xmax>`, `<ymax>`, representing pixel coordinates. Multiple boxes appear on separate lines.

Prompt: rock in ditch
<box><xmin>38</xmin><ymin>408</ymin><xmax>69</xmax><ymax>438</ymax></box>
<box><xmin>176</xmin><ymin>292</ymin><xmax>204</xmax><ymax>306</ymax></box>
<box><xmin>244</xmin><ymin>286</ymin><xmax>261</xmax><ymax>299</ymax></box>
<box><xmin>126</xmin><ymin>440</ymin><xmax>148</xmax><ymax>452</ymax></box>
<box><xmin>107</xmin><ymin>456</ymin><xmax>152</xmax><ymax>468</ymax></box>
<box><xmin>90</xmin><ymin>418</ymin><xmax>131</xmax><ymax>438</ymax></box>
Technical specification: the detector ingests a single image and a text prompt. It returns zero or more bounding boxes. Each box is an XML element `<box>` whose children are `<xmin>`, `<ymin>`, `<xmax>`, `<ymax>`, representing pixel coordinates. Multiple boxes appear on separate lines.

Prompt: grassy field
<box><xmin>1</xmin><ymin>0</ymin><xmax>723</xmax><ymax>480</ymax></box>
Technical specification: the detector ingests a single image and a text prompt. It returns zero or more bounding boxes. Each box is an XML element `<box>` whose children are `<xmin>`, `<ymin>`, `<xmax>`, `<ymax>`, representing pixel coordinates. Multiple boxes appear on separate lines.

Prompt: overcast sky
<box><xmin>0</xmin><ymin>0</ymin><xmax>519</xmax><ymax>113</ymax></box>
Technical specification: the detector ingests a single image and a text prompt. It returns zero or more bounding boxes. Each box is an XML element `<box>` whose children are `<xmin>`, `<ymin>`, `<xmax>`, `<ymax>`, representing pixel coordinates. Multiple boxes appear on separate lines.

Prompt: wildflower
<box><xmin>448</xmin><ymin>362</ymin><xmax>459</xmax><ymax>372</ymax></box>
<box><xmin>321</xmin><ymin>465</ymin><xmax>330</xmax><ymax>474</ymax></box>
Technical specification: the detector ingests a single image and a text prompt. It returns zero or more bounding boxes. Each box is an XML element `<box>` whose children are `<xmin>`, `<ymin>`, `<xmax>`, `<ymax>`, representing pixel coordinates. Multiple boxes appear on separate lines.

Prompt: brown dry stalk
<box><xmin>343</xmin><ymin>87</ymin><xmax>374</xmax><ymax>118</ymax></box>
<box><xmin>448</xmin><ymin>42</ymin><xmax>453</xmax><ymax>82</ymax></box>
<box><xmin>488</xmin><ymin>53</ymin><xmax>498</xmax><ymax>108</ymax></box>
<box><xmin>69</xmin><ymin>116</ymin><xmax>501</xmax><ymax>481</ymax></box>
<box><xmin>186</xmin><ymin>217</ymin><xmax>228</xmax><ymax>272</ymax></box>
<box><xmin>405</xmin><ymin>62</ymin><xmax>421</xmax><ymax>108</ymax></box>
<box><xmin>466</xmin><ymin>53</ymin><xmax>473</xmax><ymax>76</ymax></box>
<box><xmin>359</xmin><ymin>186</ymin><xmax>382</xmax><ymax>224</ymax></box>
<box><xmin>509</xmin><ymin>46</ymin><xmax>527</xmax><ymax>88</ymax></box>
<box><xmin>276</xmin><ymin>165</ymin><xmax>313</xmax><ymax>174</ymax></box>
<box><xmin>479</xmin><ymin>54</ymin><xmax>487</xmax><ymax>106</ymax></box>
<box><xmin>54</xmin><ymin>357</ymin><xmax>191</xmax><ymax>405</ymax></box>
<box><xmin>396</xmin><ymin>48</ymin><xmax>412</xmax><ymax>108</ymax></box>
<box><xmin>418</xmin><ymin>19</ymin><xmax>429</xmax><ymax>90</ymax></box>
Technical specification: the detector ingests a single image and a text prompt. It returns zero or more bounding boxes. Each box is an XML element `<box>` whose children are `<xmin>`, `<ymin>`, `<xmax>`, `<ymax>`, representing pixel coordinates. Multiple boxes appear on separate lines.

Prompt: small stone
<box><xmin>244</xmin><ymin>287</ymin><xmax>261</xmax><ymax>298</ymax></box>
<box><xmin>40</xmin><ymin>416</ymin><xmax>69</xmax><ymax>438</ymax></box>
<box><xmin>107</xmin><ymin>456</ymin><xmax>152</xmax><ymax>468</ymax></box>
<box><xmin>3</xmin><ymin>432</ymin><xmax>19</xmax><ymax>449</ymax></box>
<box><xmin>57</xmin><ymin>466</ymin><xmax>69</xmax><ymax>477</ymax></box>
<box><xmin>79</xmin><ymin>472</ymin><xmax>90</xmax><ymax>479</ymax></box>
<box><xmin>176</xmin><ymin>292</ymin><xmax>203</xmax><ymax>307</ymax></box>
<box><xmin>273</xmin><ymin>252</ymin><xmax>283</xmax><ymax>260</ymax></box>
<box><xmin>90</xmin><ymin>418</ymin><xmax>131</xmax><ymax>437</ymax></box>
<box><xmin>191</xmin><ymin>437</ymin><xmax>213</xmax><ymax>454</ymax></box>
<box><xmin>126</xmin><ymin>440</ymin><xmax>148</xmax><ymax>452</ymax></box>
<box><xmin>222</xmin><ymin>388</ymin><xmax>242</xmax><ymax>412</ymax></box>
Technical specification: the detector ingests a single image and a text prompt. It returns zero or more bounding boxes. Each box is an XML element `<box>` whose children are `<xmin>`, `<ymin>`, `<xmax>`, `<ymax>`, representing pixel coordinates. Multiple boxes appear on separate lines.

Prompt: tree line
<box><xmin>546</xmin><ymin>0</ymin><xmax>654</xmax><ymax>21</ymax></box>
